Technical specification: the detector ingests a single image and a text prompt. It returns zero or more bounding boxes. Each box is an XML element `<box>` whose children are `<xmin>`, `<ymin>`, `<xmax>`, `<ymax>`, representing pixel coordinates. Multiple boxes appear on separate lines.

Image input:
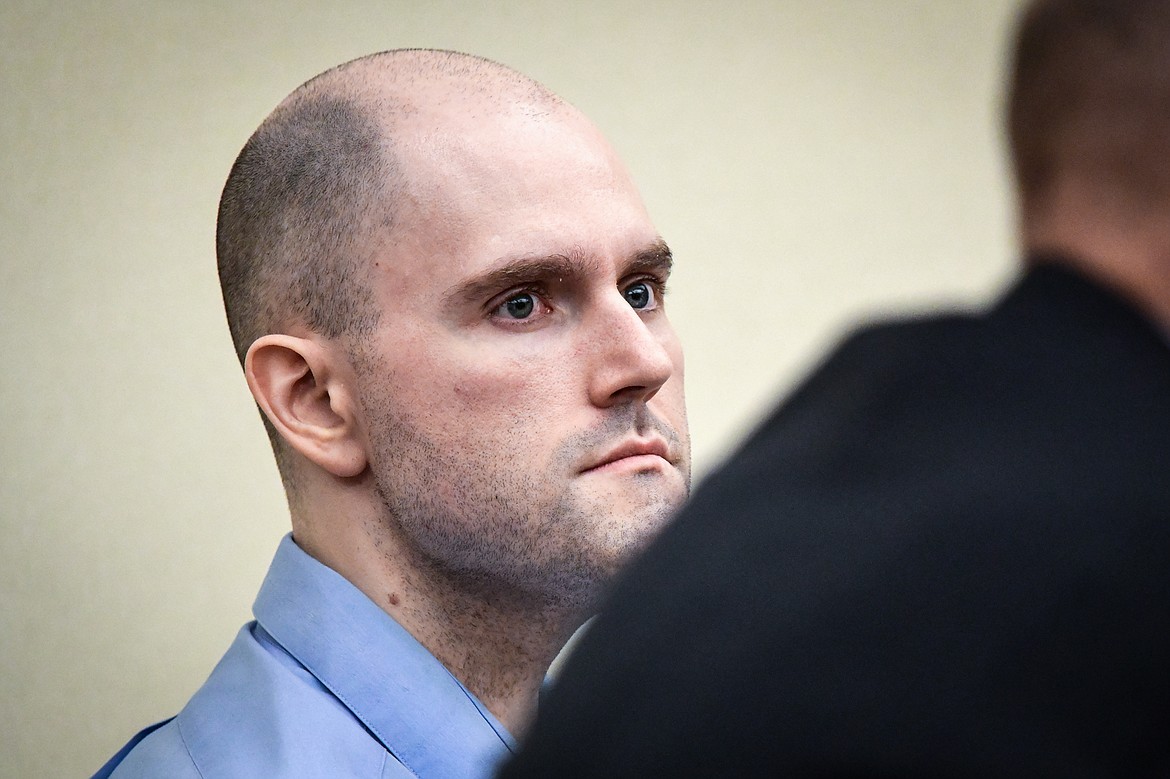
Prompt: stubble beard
<box><xmin>365</xmin><ymin>401</ymin><xmax>689</xmax><ymax>614</ymax></box>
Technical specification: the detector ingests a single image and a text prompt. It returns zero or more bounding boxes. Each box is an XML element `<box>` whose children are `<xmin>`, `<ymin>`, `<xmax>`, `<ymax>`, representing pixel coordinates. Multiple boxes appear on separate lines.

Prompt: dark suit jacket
<box><xmin>503</xmin><ymin>263</ymin><xmax>1170</xmax><ymax>778</ymax></box>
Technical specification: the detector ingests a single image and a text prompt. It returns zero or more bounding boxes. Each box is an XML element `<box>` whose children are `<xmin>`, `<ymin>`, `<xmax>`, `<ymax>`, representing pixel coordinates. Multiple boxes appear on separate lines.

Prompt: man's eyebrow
<box><xmin>443</xmin><ymin>238</ymin><xmax>673</xmax><ymax>308</ymax></box>
<box><xmin>625</xmin><ymin>239</ymin><xmax>674</xmax><ymax>277</ymax></box>
<box><xmin>443</xmin><ymin>253</ymin><xmax>591</xmax><ymax>308</ymax></box>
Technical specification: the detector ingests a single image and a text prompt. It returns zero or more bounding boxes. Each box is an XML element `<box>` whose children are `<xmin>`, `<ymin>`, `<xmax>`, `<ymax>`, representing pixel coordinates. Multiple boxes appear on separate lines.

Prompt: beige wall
<box><xmin>0</xmin><ymin>1</ymin><xmax>1021</xmax><ymax>775</ymax></box>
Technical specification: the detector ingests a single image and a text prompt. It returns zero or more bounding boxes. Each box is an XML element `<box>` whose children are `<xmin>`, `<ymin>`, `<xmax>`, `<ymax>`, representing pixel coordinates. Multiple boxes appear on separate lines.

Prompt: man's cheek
<box><xmin>450</xmin><ymin>362</ymin><xmax>566</xmax><ymax>409</ymax></box>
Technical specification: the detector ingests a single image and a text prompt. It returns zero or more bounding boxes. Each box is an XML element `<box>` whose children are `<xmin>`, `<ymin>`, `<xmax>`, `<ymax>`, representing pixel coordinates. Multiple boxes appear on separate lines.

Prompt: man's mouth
<box><xmin>581</xmin><ymin>438</ymin><xmax>673</xmax><ymax>474</ymax></box>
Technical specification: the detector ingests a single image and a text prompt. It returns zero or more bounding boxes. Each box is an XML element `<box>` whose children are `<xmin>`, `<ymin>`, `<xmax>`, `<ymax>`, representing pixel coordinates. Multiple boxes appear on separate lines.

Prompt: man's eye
<box><xmin>624</xmin><ymin>282</ymin><xmax>656</xmax><ymax>310</ymax></box>
<box><xmin>498</xmin><ymin>293</ymin><xmax>536</xmax><ymax>320</ymax></box>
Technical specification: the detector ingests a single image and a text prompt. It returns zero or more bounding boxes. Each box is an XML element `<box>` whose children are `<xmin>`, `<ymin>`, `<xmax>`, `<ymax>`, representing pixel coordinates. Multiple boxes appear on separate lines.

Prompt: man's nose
<box><xmin>586</xmin><ymin>297</ymin><xmax>676</xmax><ymax>408</ymax></box>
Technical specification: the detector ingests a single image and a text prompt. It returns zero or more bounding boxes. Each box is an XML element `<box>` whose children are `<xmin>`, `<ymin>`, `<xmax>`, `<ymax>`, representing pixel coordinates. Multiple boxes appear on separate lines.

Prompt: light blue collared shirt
<box><xmin>95</xmin><ymin>534</ymin><xmax>516</xmax><ymax>778</ymax></box>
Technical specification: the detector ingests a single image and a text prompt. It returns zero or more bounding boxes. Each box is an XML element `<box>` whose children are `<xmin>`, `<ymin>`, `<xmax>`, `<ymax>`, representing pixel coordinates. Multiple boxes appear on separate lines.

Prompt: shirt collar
<box><xmin>253</xmin><ymin>534</ymin><xmax>516</xmax><ymax>777</ymax></box>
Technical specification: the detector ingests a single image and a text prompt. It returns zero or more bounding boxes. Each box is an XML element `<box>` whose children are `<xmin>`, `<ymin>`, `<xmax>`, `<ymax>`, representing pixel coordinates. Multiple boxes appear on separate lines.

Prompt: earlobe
<box><xmin>245</xmin><ymin>335</ymin><xmax>368</xmax><ymax>478</ymax></box>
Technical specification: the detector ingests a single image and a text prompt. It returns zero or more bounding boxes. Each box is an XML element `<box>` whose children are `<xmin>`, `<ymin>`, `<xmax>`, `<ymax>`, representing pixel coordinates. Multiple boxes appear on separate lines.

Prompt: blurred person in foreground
<box><xmin>94</xmin><ymin>48</ymin><xmax>690</xmax><ymax>779</ymax></box>
<box><xmin>501</xmin><ymin>1</ymin><xmax>1170</xmax><ymax>775</ymax></box>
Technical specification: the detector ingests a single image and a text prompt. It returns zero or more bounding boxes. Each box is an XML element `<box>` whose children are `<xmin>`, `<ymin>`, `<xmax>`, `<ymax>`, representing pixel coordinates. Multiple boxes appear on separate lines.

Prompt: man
<box><xmin>502</xmin><ymin>1</ymin><xmax>1170</xmax><ymax>775</ymax></box>
<box><xmin>94</xmin><ymin>49</ymin><xmax>690</xmax><ymax>779</ymax></box>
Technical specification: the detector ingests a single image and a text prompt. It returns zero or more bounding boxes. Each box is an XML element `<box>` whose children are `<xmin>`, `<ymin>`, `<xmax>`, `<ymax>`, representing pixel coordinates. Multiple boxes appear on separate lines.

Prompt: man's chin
<box><xmin>606</xmin><ymin>494</ymin><xmax>685</xmax><ymax>559</ymax></box>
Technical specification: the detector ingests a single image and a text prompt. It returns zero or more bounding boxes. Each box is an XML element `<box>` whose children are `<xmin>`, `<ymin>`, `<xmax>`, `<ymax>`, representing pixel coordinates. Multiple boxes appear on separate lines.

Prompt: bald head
<box><xmin>216</xmin><ymin>49</ymin><xmax>569</xmax><ymax>367</ymax></box>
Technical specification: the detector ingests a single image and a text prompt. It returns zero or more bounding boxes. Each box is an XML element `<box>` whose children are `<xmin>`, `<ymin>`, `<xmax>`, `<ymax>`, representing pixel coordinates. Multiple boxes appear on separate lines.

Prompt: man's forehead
<box><xmin>379</xmin><ymin>121</ymin><xmax>651</xmax><ymax>257</ymax></box>
<box><xmin>394</xmin><ymin>113</ymin><xmax>614</xmax><ymax>190</ymax></box>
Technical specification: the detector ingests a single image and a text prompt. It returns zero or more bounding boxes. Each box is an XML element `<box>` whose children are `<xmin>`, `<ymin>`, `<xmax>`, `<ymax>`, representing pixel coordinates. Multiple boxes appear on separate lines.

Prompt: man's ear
<box><xmin>244</xmin><ymin>334</ymin><xmax>368</xmax><ymax>478</ymax></box>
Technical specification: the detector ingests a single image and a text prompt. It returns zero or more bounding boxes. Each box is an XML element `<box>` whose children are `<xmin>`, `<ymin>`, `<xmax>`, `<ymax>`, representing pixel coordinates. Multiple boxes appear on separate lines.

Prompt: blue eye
<box><xmin>624</xmin><ymin>282</ymin><xmax>654</xmax><ymax>310</ymax></box>
<box><xmin>501</xmin><ymin>293</ymin><xmax>535</xmax><ymax>319</ymax></box>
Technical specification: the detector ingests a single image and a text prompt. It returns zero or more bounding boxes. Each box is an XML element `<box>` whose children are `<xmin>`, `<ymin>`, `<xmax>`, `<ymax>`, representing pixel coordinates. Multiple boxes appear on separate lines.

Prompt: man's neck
<box><xmin>1021</xmin><ymin>184</ymin><xmax>1170</xmax><ymax>331</ymax></box>
<box><xmin>388</xmin><ymin>559</ymin><xmax>578</xmax><ymax>736</ymax></box>
<box><xmin>295</xmin><ymin>508</ymin><xmax>581</xmax><ymax>736</ymax></box>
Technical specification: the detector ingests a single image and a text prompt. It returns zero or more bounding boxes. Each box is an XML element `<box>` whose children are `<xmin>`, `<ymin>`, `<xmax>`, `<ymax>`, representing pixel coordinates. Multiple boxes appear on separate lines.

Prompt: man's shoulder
<box><xmin>736</xmin><ymin>309</ymin><xmax>985</xmax><ymax>466</ymax></box>
<box><xmin>813</xmin><ymin>263</ymin><xmax>1165</xmax><ymax>386</ymax></box>
<box><xmin>703</xmin><ymin>270</ymin><xmax>1170</xmax><ymax>537</ymax></box>
<box><xmin>102</xmin><ymin>534</ymin><xmax>519</xmax><ymax>779</ymax></box>
<box><xmin>107</xmin><ymin>623</ymin><xmax>392</xmax><ymax>779</ymax></box>
<box><xmin>102</xmin><ymin>718</ymin><xmax>199</xmax><ymax>779</ymax></box>
<box><xmin>755</xmin><ymin>266</ymin><xmax>1170</xmax><ymax>460</ymax></box>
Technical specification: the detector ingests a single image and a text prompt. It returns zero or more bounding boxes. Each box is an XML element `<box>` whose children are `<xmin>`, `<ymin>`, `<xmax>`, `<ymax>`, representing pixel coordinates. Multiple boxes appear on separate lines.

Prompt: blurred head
<box><xmin>1009</xmin><ymin>0</ymin><xmax>1170</xmax><ymax>221</ymax></box>
<box><xmin>216</xmin><ymin>50</ymin><xmax>690</xmax><ymax>608</ymax></box>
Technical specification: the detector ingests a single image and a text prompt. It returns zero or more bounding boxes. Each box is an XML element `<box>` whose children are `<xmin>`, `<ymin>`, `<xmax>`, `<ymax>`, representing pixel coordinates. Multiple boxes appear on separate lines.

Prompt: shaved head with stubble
<box><xmin>220</xmin><ymin>49</ymin><xmax>691</xmax><ymax>732</ymax></box>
